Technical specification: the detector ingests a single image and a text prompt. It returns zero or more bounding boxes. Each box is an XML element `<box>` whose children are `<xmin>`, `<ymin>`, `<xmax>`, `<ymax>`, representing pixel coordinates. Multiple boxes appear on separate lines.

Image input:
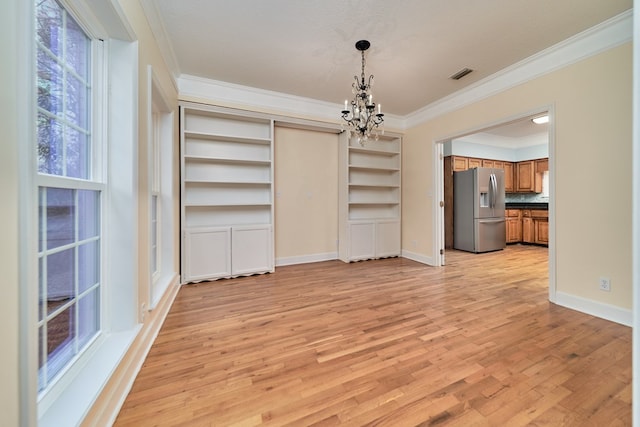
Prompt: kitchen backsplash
<box><xmin>505</xmin><ymin>192</ymin><xmax>549</xmax><ymax>203</ymax></box>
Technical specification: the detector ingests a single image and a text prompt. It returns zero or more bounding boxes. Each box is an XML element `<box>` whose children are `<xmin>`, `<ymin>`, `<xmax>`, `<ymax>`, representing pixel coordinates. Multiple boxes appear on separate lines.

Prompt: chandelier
<box><xmin>341</xmin><ymin>40</ymin><xmax>384</xmax><ymax>144</ymax></box>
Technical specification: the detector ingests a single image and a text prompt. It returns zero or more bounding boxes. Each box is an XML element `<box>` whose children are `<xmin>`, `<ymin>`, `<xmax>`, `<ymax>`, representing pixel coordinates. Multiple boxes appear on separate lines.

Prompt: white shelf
<box><xmin>184</xmin><ymin>202</ymin><xmax>271</xmax><ymax>207</ymax></box>
<box><xmin>349</xmin><ymin>183</ymin><xmax>399</xmax><ymax>188</ymax></box>
<box><xmin>184</xmin><ymin>179</ymin><xmax>271</xmax><ymax>185</ymax></box>
<box><xmin>183</xmin><ymin>156</ymin><xmax>271</xmax><ymax>167</ymax></box>
<box><xmin>180</xmin><ymin>102</ymin><xmax>274</xmax><ymax>282</ymax></box>
<box><xmin>338</xmin><ymin>132</ymin><xmax>402</xmax><ymax>262</ymax></box>
<box><xmin>349</xmin><ymin>146</ymin><xmax>399</xmax><ymax>156</ymax></box>
<box><xmin>348</xmin><ymin>165</ymin><xmax>400</xmax><ymax>172</ymax></box>
<box><xmin>183</xmin><ymin>130</ymin><xmax>271</xmax><ymax>145</ymax></box>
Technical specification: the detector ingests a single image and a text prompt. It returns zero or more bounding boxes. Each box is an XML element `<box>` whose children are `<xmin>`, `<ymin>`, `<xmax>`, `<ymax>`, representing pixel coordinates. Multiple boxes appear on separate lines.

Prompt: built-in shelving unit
<box><xmin>338</xmin><ymin>132</ymin><xmax>402</xmax><ymax>262</ymax></box>
<box><xmin>180</xmin><ymin>102</ymin><xmax>274</xmax><ymax>282</ymax></box>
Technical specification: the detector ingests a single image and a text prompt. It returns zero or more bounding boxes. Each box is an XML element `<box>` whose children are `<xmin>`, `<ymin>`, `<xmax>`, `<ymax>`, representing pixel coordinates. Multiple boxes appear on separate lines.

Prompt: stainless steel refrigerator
<box><xmin>453</xmin><ymin>167</ymin><xmax>506</xmax><ymax>253</ymax></box>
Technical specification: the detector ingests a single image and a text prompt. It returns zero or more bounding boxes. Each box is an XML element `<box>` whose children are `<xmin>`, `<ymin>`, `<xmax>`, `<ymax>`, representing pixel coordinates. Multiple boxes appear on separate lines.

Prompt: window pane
<box><xmin>65</xmin><ymin>15</ymin><xmax>89</xmax><ymax>77</ymax></box>
<box><xmin>37</xmin><ymin>50</ymin><xmax>63</xmax><ymax>115</ymax></box>
<box><xmin>78</xmin><ymin>241</ymin><xmax>98</xmax><ymax>293</ymax></box>
<box><xmin>78</xmin><ymin>190</ymin><xmax>99</xmax><ymax>239</ymax></box>
<box><xmin>47</xmin><ymin>248</ymin><xmax>75</xmax><ymax>315</ymax></box>
<box><xmin>37</xmin><ymin>114</ymin><xmax>64</xmax><ymax>175</ymax></box>
<box><xmin>45</xmin><ymin>188</ymin><xmax>75</xmax><ymax>249</ymax></box>
<box><xmin>65</xmin><ymin>73</ymin><xmax>89</xmax><ymax>130</ymax></box>
<box><xmin>36</xmin><ymin>0</ymin><xmax>63</xmax><ymax>55</ymax></box>
<box><xmin>65</xmin><ymin>126</ymin><xmax>89</xmax><ymax>179</ymax></box>
<box><xmin>39</xmin><ymin>257</ymin><xmax>44</xmax><ymax>322</ymax></box>
<box><xmin>46</xmin><ymin>304</ymin><xmax>77</xmax><ymax>384</ymax></box>
<box><xmin>78</xmin><ymin>289</ymin><xmax>99</xmax><ymax>348</ymax></box>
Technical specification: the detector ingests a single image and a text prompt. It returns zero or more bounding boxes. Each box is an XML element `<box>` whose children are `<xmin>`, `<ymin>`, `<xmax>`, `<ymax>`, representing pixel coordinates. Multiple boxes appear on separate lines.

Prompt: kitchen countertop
<box><xmin>505</xmin><ymin>202</ymin><xmax>548</xmax><ymax>210</ymax></box>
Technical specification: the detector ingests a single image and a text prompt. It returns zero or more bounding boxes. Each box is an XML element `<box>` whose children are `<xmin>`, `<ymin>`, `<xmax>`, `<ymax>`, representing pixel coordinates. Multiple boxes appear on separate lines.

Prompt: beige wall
<box><xmin>403</xmin><ymin>43</ymin><xmax>632</xmax><ymax>310</ymax></box>
<box><xmin>83</xmin><ymin>0</ymin><xmax>181</xmax><ymax>424</ymax></box>
<box><xmin>274</xmin><ymin>127</ymin><xmax>339</xmax><ymax>260</ymax></box>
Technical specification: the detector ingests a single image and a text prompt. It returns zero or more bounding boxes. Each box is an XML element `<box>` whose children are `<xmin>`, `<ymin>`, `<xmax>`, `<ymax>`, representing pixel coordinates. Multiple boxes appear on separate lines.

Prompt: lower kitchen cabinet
<box><xmin>505</xmin><ymin>209</ymin><xmax>522</xmax><ymax>243</ymax></box>
<box><xmin>531</xmin><ymin>210</ymin><xmax>549</xmax><ymax>245</ymax></box>
<box><xmin>513</xmin><ymin>209</ymin><xmax>548</xmax><ymax>246</ymax></box>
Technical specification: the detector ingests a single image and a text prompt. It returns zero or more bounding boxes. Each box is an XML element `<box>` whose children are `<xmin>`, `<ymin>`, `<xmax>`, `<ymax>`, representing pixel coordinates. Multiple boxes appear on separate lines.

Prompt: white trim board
<box><xmin>401</xmin><ymin>250</ymin><xmax>436</xmax><ymax>267</ymax></box>
<box><xmin>275</xmin><ymin>252</ymin><xmax>338</xmax><ymax>267</ymax></box>
<box><xmin>555</xmin><ymin>291</ymin><xmax>632</xmax><ymax>327</ymax></box>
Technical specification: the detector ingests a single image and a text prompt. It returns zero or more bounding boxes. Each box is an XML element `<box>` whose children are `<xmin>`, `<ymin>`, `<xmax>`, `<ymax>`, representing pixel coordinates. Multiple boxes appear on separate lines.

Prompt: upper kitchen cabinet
<box><xmin>503</xmin><ymin>162</ymin><xmax>514</xmax><ymax>192</ymax></box>
<box><xmin>515</xmin><ymin>158</ymin><xmax>548</xmax><ymax>193</ymax></box>
<box><xmin>338</xmin><ymin>132</ymin><xmax>402</xmax><ymax>262</ymax></box>
<box><xmin>180</xmin><ymin>102</ymin><xmax>274</xmax><ymax>283</ymax></box>
<box><xmin>515</xmin><ymin>161</ymin><xmax>536</xmax><ymax>192</ymax></box>
<box><xmin>451</xmin><ymin>156</ymin><xmax>469</xmax><ymax>171</ymax></box>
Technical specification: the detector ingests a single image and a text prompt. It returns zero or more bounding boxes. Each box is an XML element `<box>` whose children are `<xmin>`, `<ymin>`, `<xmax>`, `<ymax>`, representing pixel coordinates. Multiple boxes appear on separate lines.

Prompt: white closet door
<box><xmin>231</xmin><ymin>225</ymin><xmax>273</xmax><ymax>275</ymax></box>
<box><xmin>184</xmin><ymin>227</ymin><xmax>231</xmax><ymax>281</ymax></box>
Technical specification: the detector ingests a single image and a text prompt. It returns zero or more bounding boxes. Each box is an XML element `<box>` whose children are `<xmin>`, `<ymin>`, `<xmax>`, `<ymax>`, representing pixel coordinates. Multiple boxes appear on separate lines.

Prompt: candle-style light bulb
<box><xmin>344</xmin><ymin>100</ymin><xmax>348</xmax><ymax>110</ymax></box>
<box><xmin>378</xmin><ymin>104</ymin><xmax>381</xmax><ymax>114</ymax></box>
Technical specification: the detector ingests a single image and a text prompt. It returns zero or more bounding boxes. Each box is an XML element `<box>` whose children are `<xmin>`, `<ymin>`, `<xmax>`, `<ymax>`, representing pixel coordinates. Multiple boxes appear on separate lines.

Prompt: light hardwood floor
<box><xmin>114</xmin><ymin>245</ymin><xmax>631</xmax><ymax>426</ymax></box>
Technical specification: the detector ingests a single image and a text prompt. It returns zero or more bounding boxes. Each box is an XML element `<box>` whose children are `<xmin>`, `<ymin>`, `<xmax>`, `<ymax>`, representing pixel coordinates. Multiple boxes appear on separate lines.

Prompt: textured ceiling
<box><xmin>146</xmin><ymin>0</ymin><xmax>631</xmax><ymax>117</ymax></box>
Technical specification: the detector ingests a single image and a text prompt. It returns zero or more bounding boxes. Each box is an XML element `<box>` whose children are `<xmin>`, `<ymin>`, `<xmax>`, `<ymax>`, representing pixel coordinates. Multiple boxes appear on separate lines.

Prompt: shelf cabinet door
<box><xmin>348</xmin><ymin>222</ymin><xmax>376</xmax><ymax>261</ymax></box>
<box><xmin>376</xmin><ymin>220</ymin><xmax>401</xmax><ymax>258</ymax></box>
<box><xmin>231</xmin><ymin>225</ymin><xmax>273</xmax><ymax>275</ymax></box>
<box><xmin>183</xmin><ymin>227</ymin><xmax>231</xmax><ymax>282</ymax></box>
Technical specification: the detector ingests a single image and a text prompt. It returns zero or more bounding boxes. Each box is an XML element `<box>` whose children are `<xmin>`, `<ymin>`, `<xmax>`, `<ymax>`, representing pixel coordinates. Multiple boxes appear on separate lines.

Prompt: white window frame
<box><xmin>21</xmin><ymin>1</ymin><xmax>140</xmax><ymax>426</ymax></box>
<box><xmin>35</xmin><ymin>0</ymin><xmax>106</xmax><ymax>409</ymax></box>
<box><xmin>147</xmin><ymin>65</ymin><xmax>176</xmax><ymax>310</ymax></box>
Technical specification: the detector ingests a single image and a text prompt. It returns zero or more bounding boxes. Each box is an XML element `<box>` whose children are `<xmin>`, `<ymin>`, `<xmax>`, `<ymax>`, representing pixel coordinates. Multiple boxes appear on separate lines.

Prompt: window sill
<box><xmin>38</xmin><ymin>326</ymin><xmax>140</xmax><ymax>427</ymax></box>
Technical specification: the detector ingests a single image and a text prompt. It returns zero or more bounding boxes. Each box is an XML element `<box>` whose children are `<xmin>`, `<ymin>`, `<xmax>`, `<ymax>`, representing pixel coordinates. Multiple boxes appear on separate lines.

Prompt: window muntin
<box><xmin>35</xmin><ymin>0</ymin><xmax>101</xmax><ymax>394</ymax></box>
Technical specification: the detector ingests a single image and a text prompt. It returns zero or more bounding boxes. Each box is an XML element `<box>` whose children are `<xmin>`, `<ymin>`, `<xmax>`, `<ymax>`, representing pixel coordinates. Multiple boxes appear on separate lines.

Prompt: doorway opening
<box><xmin>434</xmin><ymin>107</ymin><xmax>556</xmax><ymax>302</ymax></box>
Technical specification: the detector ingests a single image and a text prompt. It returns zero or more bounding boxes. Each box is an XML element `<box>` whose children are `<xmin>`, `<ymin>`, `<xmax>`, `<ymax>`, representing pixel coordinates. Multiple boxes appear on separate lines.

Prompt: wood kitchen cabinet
<box><xmin>531</xmin><ymin>210</ymin><xmax>549</xmax><ymax>245</ymax></box>
<box><xmin>516</xmin><ymin>161</ymin><xmax>536</xmax><ymax>192</ymax></box>
<box><xmin>520</xmin><ymin>209</ymin><xmax>548</xmax><ymax>246</ymax></box>
<box><xmin>503</xmin><ymin>162</ymin><xmax>514</xmax><ymax>192</ymax></box>
<box><xmin>452</xmin><ymin>156</ymin><xmax>468</xmax><ymax>172</ymax></box>
<box><xmin>468</xmin><ymin>157</ymin><xmax>482</xmax><ymax>169</ymax></box>
<box><xmin>505</xmin><ymin>209</ymin><xmax>521</xmax><ymax>243</ymax></box>
<box><xmin>536</xmin><ymin>158</ymin><xmax>549</xmax><ymax>173</ymax></box>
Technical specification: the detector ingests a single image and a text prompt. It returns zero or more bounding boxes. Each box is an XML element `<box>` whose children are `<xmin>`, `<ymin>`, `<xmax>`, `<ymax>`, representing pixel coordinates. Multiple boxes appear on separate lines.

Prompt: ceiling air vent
<box><xmin>450</xmin><ymin>67</ymin><xmax>474</xmax><ymax>80</ymax></box>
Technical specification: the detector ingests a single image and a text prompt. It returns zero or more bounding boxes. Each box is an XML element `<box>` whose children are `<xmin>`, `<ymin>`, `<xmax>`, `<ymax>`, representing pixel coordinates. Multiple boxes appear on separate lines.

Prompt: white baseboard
<box><xmin>555</xmin><ymin>291</ymin><xmax>632</xmax><ymax>327</ymax></box>
<box><xmin>401</xmin><ymin>249</ymin><xmax>436</xmax><ymax>266</ymax></box>
<box><xmin>276</xmin><ymin>252</ymin><xmax>338</xmax><ymax>267</ymax></box>
<box><xmin>87</xmin><ymin>274</ymin><xmax>182</xmax><ymax>426</ymax></box>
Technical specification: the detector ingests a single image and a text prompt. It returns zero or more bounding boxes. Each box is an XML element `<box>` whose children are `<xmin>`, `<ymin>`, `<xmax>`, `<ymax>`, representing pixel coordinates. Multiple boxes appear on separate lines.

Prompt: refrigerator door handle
<box><xmin>489</xmin><ymin>173</ymin><xmax>498</xmax><ymax>209</ymax></box>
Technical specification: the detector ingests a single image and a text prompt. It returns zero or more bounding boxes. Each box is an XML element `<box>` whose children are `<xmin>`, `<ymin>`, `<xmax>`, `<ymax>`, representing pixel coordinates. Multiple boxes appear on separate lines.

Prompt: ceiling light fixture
<box><xmin>532</xmin><ymin>115</ymin><xmax>549</xmax><ymax>124</ymax></box>
<box><xmin>341</xmin><ymin>40</ymin><xmax>384</xmax><ymax>145</ymax></box>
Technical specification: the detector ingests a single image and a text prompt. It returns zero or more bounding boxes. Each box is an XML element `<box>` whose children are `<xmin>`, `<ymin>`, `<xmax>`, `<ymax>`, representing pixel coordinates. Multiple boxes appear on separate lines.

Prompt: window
<box><xmin>36</xmin><ymin>0</ymin><xmax>101</xmax><ymax>393</ymax></box>
<box><xmin>151</xmin><ymin>112</ymin><xmax>160</xmax><ymax>280</ymax></box>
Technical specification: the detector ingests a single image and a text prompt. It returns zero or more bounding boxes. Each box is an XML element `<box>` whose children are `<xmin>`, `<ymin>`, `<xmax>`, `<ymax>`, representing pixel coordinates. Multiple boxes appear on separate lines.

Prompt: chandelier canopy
<box><xmin>341</xmin><ymin>40</ymin><xmax>384</xmax><ymax>144</ymax></box>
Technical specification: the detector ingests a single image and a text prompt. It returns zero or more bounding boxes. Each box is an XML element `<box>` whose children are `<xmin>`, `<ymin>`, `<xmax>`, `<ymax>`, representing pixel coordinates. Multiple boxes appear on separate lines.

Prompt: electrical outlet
<box><xmin>599</xmin><ymin>277</ymin><xmax>611</xmax><ymax>292</ymax></box>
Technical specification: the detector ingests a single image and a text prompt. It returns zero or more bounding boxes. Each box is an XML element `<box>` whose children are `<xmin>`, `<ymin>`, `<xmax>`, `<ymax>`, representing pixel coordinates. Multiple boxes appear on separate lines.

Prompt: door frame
<box><xmin>432</xmin><ymin>105</ymin><xmax>557</xmax><ymax>303</ymax></box>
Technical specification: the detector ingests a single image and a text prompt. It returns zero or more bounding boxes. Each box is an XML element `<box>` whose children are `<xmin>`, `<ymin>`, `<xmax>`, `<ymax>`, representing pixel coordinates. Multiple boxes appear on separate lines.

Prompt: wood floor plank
<box><xmin>112</xmin><ymin>245</ymin><xmax>631</xmax><ymax>426</ymax></box>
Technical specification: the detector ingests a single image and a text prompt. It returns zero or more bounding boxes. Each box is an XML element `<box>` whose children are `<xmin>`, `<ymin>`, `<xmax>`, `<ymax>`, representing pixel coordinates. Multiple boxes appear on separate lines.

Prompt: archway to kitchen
<box><xmin>433</xmin><ymin>106</ymin><xmax>556</xmax><ymax>301</ymax></box>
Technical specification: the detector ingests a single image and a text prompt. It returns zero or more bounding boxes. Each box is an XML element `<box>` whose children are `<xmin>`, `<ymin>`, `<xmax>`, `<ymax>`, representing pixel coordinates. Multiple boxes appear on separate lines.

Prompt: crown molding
<box><xmin>178</xmin><ymin>74</ymin><xmax>406</xmax><ymax>131</ymax></box>
<box><xmin>139</xmin><ymin>0</ymin><xmax>181</xmax><ymax>81</ymax></box>
<box><xmin>403</xmin><ymin>9</ymin><xmax>633</xmax><ymax>129</ymax></box>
